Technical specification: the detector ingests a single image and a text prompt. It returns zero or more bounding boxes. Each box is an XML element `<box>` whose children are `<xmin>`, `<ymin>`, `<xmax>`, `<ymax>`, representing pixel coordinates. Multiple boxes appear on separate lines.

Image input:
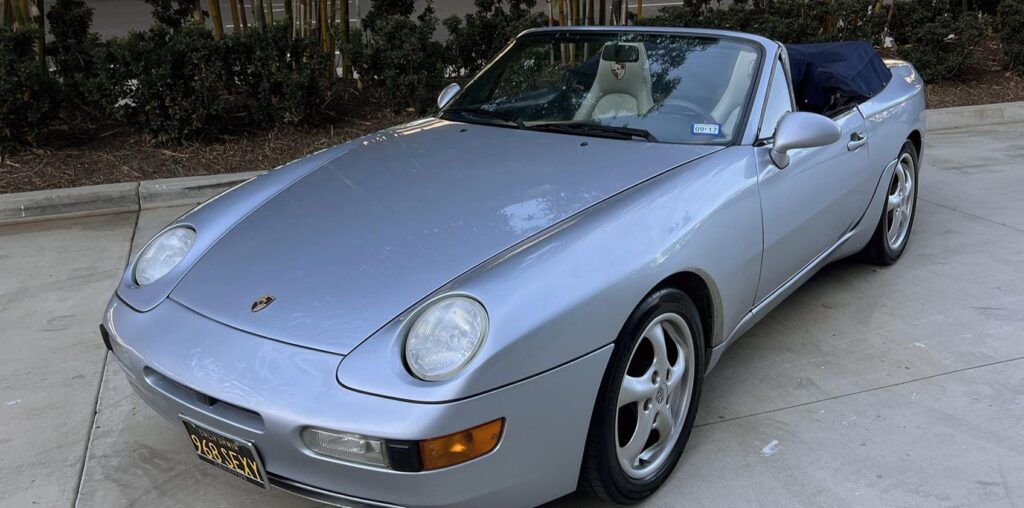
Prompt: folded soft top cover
<box><xmin>786</xmin><ymin>41</ymin><xmax>892</xmax><ymax>117</ymax></box>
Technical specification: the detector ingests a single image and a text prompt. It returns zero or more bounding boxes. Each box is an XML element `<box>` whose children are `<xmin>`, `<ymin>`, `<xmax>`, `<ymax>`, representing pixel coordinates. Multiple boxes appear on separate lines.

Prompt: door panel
<box><xmin>755</xmin><ymin>109</ymin><xmax>871</xmax><ymax>302</ymax></box>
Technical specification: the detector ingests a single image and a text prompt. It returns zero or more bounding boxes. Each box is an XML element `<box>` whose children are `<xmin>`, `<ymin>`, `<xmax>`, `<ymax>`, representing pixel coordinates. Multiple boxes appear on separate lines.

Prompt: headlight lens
<box><xmin>405</xmin><ymin>296</ymin><xmax>488</xmax><ymax>381</ymax></box>
<box><xmin>134</xmin><ymin>226</ymin><xmax>196</xmax><ymax>286</ymax></box>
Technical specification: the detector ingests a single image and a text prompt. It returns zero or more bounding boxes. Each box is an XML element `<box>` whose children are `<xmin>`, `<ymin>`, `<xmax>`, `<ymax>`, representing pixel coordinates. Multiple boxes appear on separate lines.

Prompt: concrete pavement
<box><xmin>1</xmin><ymin>122</ymin><xmax>1023</xmax><ymax>507</ymax></box>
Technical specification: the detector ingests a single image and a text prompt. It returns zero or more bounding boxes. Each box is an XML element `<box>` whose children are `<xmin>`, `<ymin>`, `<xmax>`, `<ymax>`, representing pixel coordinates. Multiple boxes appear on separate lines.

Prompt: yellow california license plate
<box><xmin>182</xmin><ymin>417</ymin><xmax>268</xmax><ymax>489</ymax></box>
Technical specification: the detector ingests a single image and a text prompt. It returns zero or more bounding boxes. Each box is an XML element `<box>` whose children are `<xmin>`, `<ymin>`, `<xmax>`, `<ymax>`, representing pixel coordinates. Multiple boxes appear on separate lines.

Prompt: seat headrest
<box><xmin>575</xmin><ymin>42</ymin><xmax>654</xmax><ymax>121</ymax></box>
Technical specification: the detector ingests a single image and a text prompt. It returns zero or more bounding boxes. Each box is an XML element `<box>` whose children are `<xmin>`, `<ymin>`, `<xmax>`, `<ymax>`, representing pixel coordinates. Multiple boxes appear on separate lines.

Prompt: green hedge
<box><xmin>0</xmin><ymin>27</ymin><xmax>57</xmax><ymax>152</ymax></box>
<box><xmin>443</xmin><ymin>0</ymin><xmax>547</xmax><ymax>75</ymax></box>
<box><xmin>93</xmin><ymin>23</ymin><xmax>335</xmax><ymax>141</ymax></box>
<box><xmin>642</xmin><ymin>0</ymin><xmax>987</xmax><ymax>82</ymax></box>
<box><xmin>0</xmin><ymin>0</ymin><xmax>1008</xmax><ymax>154</ymax></box>
<box><xmin>0</xmin><ymin>0</ymin><xmax>336</xmax><ymax>150</ymax></box>
<box><xmin>1000</xmin><ymin>0</ymin><xmax>1024</xmax><ymax>73</ymax></box>
<box><xmin>341</xmin><ymin>0</ymin><xmax>447</xmax><ymax>112</ymax></box>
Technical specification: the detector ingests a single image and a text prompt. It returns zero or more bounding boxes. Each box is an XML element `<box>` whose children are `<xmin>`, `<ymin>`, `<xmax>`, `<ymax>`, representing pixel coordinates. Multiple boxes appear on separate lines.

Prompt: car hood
<box><xmin>170</xmin><ymin>119</ymin><xmax>720</xmax><ymax>354</ymax></box>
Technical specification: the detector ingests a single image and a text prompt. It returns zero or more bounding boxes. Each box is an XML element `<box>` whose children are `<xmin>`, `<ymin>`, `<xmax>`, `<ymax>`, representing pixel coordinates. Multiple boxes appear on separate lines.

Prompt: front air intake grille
<box><xmin>143</xmin><ymin>366</ymin><xmax>265</xmax><ymax>433</ymax></box>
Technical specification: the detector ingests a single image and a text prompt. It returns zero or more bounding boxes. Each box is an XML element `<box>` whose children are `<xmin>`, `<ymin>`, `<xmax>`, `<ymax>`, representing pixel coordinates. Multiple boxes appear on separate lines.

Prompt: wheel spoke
<box><xmin>646</xmin><ymin>322</ymin><xmax>670</xmax><ymax>373</ymax></box>
<box><xmin>619</xmin><ymin>372</ymin><xmax>657</xmax><ymax>407</ymax></box>
<box><xmin>888</xmin><ymin>212</ymin><xmax>901</xmax><ymax>244</ymax></box>
<box><xmin>621</xmin><ymin>406</ymin><xmax>656</xmax><ymax>464</ymax></box>
<box><xmin>666</xmin><ymin>361</ymin><xmax>684</xmax><ymax>391</ymax></box>
<box><xmin>653</xmin><ymin>407</ymin><xmax>675</xmax><ymax>443</ymax></box>
<box><xmin>887</xmin><ymin>193</ymin><xmax>900</xmax><ymax>211</ymax></box>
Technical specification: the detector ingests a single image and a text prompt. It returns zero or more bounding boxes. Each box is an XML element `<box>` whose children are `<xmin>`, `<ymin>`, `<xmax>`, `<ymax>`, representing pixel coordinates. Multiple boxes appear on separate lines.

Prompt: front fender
<box><xmin>337</xmin><ymin>148</ymin><xmax>763</xmax><ymax>402</ymax></box>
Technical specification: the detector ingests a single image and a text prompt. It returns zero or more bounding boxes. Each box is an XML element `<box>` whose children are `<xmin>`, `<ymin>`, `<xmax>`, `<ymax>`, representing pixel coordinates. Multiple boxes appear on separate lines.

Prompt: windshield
<box><xmin>441</xmin><ymin>32</ymin><xmax>762</xmax><ymax>145</ymax></box>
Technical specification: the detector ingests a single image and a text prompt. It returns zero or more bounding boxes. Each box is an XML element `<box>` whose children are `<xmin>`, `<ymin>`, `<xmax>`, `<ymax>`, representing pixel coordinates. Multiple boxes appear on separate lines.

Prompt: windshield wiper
<box><xmin>443</xmin><ymin>108</ymin><xmax>524</xmax><ymax>129</ymax></box>
<box><xmin>525</xmin><ymin>122</ymin><xmax>658</xmax><ymax>142</ymax></box>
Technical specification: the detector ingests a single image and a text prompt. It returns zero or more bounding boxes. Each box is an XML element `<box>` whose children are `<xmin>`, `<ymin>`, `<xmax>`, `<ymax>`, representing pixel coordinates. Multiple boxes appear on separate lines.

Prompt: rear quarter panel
<box><xmin>860</xmin><ymin>61</ymin><xmax>927</xmax><ymax>176</ymax></box>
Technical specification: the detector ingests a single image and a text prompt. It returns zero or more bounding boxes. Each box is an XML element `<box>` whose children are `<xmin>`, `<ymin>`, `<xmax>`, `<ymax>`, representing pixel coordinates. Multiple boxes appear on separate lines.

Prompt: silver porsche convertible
<box><xmin>101</xmin><ymin>27</ymin><xmax>924</xmax><ymax>507</ymax></box>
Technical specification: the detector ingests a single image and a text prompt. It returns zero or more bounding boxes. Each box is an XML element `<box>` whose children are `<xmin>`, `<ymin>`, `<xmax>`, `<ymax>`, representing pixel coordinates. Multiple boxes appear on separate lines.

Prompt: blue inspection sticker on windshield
<box><xmin>691</xmin><ymin>123</ymin><xmax>721</xmax><ymax>136</ymax></box>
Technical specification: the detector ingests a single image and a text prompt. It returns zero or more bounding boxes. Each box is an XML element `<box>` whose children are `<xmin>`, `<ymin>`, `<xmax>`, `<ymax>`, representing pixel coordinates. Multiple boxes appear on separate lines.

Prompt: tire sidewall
<box><xmin>590</xmin><ymin>288</ymin><xmax>706</xmax><ymax>503</ymax></box>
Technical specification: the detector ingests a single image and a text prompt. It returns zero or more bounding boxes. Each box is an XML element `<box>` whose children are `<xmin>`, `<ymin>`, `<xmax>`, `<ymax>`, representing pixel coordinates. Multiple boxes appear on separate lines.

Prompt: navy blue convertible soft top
<box><xmin>786</xmin><ymin>41</ymin><xmax>892</xmax><ymax>117</ymax></box>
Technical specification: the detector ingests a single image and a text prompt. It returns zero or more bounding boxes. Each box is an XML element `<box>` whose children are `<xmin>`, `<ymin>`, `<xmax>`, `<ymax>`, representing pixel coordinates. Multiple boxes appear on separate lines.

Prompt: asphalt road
<box><xmin>2</xmin><ymin>122</ymin><xmax>1023</xmax><ymax>507</ymax></box>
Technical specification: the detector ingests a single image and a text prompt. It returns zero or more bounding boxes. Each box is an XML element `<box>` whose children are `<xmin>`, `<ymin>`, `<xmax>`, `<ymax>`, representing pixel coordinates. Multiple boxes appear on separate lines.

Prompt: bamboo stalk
<box><xmin>209</xmin><ymin>0</ymin><xmax>224</xmax><ymax>38</ymax></box>
<box><xmin>192</xmin><ymin>0</ymin><xmax>202</xmax><ymax>23</ymax></box>
<box><xmin>320</xmin><ymin>0</ymin><xmax>328</xmax><ymax>52</ymax></box>
<box><xmin>636</xmin><ymin>0</ymin><xmax>642</xmax><ymax>20</ymax></box>
<box><xmin>267</xmin><ymin>0</ymin><xmax>273</xmax><ymax>24</ymax></box>
<box><xmin>339</xmin><ymin>0</ymin><xmax>350</xmax><ymax>77</ymax></box>
<box><xmin>587</xmin><ymin>0</ymin><xmax>595</xmax><ymax>25</ymax></box>
<box><xmin>254</xmin><ymin>0</ymin><xmax>266</xmax><ymax>28</ymax></box>
<box><xmin>2</xmin><ymin>0</ymin><xmax>11</xmax><ymax>27</ymax></box>
<box><xmin>598</xmin><ymin>0</ymin><xmax>605</xmax><ymax>24</ymax></box>
<box><xmin>557</xmin><ymin>0</ymin><xmax>565</xmax><ymax>26</ymax></box>
<box><xmin>35</xmin><ymin>0</ymin><xmax>44</xmax><ymax>72</ymax></box>
<box><xmin>238</xmin><ymin>0</ymin><xmax>249</xmax><ymax>29</ymax></box>
<box><xmin>304</xmin><ymin>0</ymin><xmax>309</xmax><ymax>37</ymax></box>
<box><xmin>228</xmin><ymin>0</ymin><xmax>240</xmax><ymax>33</ymax></box>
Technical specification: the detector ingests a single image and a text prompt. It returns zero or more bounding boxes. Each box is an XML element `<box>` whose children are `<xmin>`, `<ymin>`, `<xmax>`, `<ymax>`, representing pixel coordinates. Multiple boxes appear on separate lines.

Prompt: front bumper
<box><xmin>102</xmin><ymin>297</ymin><xmax>611</xmax><ymax>508</ymax></box>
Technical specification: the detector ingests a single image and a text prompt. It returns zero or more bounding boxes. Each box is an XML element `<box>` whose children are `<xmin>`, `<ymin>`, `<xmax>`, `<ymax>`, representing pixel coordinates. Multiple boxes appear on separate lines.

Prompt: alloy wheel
<box><xmin>885</xmin><ymin>152</ymin><xmax>916</xmax><ymax>251</ymax></box>
<box><xmin>614</xmin><ymin>312</ymin><xmax>695</xmax><ymax>480</ymax></box>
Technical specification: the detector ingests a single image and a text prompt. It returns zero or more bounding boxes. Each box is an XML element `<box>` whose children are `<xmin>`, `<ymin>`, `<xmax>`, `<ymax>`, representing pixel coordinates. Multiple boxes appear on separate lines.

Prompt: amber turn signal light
<box><xmin>419</xmin><ymin>418</ymin><xmax>504</xmax><ymax>470</ymax></box>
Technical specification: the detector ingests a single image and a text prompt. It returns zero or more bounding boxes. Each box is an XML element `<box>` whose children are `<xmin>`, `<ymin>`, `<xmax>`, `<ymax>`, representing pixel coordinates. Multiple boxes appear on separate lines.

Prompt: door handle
<box><xmin>847</xmin><ymin>132</ymin><xmax>868</xmax><ymax>151</ymax></box>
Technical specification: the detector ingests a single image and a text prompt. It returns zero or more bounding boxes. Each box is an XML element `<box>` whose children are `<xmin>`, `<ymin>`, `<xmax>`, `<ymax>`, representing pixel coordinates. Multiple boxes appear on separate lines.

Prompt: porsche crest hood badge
<box><xmin>250</xmin><ymin>294</ymin><xmax>276</xmax><ymax>313</ymax></box>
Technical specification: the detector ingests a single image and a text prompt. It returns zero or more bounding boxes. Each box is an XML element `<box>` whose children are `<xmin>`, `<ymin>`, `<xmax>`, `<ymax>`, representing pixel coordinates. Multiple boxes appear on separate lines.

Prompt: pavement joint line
<box><xmin>919</xmin><ymin>196</ymin><xmax>1024</xmax><ymax>234</ymax></box>
<box><xmin>72</xmin><ymin>200</ymin><xmax>141</xmax><ymax>507</ymax></box>
<box><xmin>695</xmin><ymin>354</ymin><xmax>1024</xmax><ymax>429</ymax></box>
<box><xmin>72</xmin><ymin>351</ymin><xmax>109</xmax><ymax>508</ymax></box>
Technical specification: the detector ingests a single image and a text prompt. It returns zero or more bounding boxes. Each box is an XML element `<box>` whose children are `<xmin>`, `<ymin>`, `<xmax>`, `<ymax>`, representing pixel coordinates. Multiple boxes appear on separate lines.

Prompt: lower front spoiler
<box><xmin>104</xmin><ymin>296</ymin><xmax>613</xmax><ymax>508</ymax></box>
<box><xmin>269</xmin><ymin>473</ymin><xmax>402</xmax><ymax>508</ymax></box>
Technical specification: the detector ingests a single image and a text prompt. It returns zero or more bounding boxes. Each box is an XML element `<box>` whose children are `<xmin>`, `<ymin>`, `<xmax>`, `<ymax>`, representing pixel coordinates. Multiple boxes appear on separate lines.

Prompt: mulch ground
<box><xmin>3</xmin><ymin>36</ymin><xmax>1023</xmax><ymax>194</ymax></box>
<box><xmin>924</xmin><ymin>35</ymin><xmax>1024</xmax><ymax>109</ymax></box>
<box><xmin>0</xmin><ymin>86</ymin><xmax>415</xmax><ymax>194</ymax></box>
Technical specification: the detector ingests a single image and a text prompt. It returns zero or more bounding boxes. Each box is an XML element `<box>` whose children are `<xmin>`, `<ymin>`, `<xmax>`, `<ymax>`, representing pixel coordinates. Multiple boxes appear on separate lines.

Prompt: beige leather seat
<box><xmin>575</xmin><ymin>43</ymin><xmax>654</xmax><ymax>121</ymax></box>
<box><xmin>710</xmin><ymin>50</ymin><xmax>759</xmax><ymax>137</ymax></box>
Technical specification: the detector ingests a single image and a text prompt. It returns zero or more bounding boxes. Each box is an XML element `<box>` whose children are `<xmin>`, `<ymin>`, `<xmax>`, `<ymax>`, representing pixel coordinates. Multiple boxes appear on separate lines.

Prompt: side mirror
<box><xmin>437</xmin><ymin>83</ymin><xmax>461</xmax><ymax>109</ymax></box>
<box><xmin>770</xmin><ymin>112</ymin><xmax>842</xmax><ymax>169</ymax></box>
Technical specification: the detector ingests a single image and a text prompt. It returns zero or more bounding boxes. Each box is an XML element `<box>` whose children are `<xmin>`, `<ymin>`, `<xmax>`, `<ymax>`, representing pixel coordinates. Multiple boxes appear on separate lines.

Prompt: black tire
<box><xmin>579</xmin><ymin>288</ymin><xmax>706</xmax><ymax>504</ymax></box>
<box><xmin>862</xmin><ymin>140</ymin><xmax>920</xmax><ymax>265</ymax></box>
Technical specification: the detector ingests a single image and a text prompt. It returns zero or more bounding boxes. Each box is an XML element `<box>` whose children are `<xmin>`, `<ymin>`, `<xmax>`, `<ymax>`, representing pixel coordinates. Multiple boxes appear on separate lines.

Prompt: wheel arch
<box><xmin>908</xmin><ymin>129</ymin><xmax>923</xmax><ymax>159</ymax></box>
<box><xmin>651</xmin><ymin>270</ymin><xmax>723</xmax><ymax>371</ymax></box>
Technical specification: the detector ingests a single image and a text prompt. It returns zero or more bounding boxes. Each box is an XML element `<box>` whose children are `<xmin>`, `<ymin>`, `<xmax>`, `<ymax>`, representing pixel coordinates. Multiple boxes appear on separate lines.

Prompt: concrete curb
<box><xmin>925</xmin><ymin>101</ymin><xmax>1024</xmax><ymax>131</ymax></box>
<box><xmin>0</xmin><ymin>171</ymin><xmax>263</xmax><ymax>226</ymax></box>
<box><xmin>1</xmin><ymin>101</ymin><xmax>1021</xmax><ymax>226</ymax></box>
<box><xmin>138</xmin><ymin>172</ymin><xmax>264</xmax><ymax>210</ymax></box>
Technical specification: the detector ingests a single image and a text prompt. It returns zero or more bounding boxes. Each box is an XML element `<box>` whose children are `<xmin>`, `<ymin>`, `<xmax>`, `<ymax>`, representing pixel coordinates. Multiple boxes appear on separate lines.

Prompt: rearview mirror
<box><xmin>437</xmin><ymin>83</ymin><xmax>461</xmax><ymax>109</ymax></box>
<box><xmin>770</xmin><ymin>112</ymin><xmax>842</xmax><ymax>169</ymax></box>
